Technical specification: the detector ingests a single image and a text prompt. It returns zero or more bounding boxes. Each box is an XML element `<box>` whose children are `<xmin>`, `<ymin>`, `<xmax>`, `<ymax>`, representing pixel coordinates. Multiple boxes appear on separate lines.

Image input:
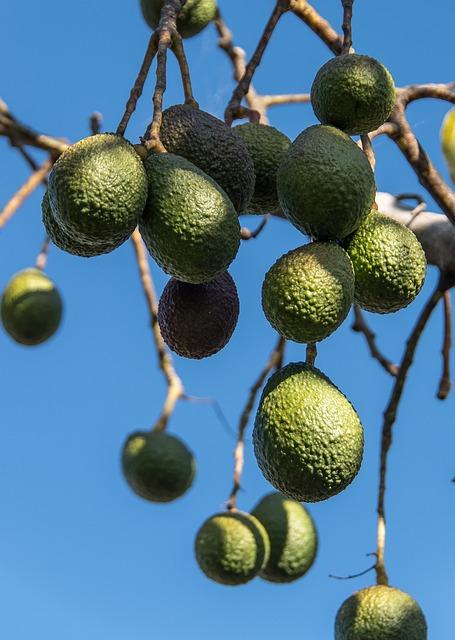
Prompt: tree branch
<box><xmin>240</xmin><ymin>215</ymin><xmax>269</xmax><ymax>240</ymax></box>
<box><xmin>289</xmin><ymin>0</ymin><xmax>343</xmax><ymax>54</ymax></box>
<box><xmin>341</xmin><ymin>0</ymin><xmax>354</xmax><ymax>54</ymax></box>
<box><xmin>437</xmin><ymin>290</ymin><xmax>452</xmax><ymax>400</ymax></box>
<box><xmin>0</xmin><ymin>159</ymin><xmax>52</xmax><ymax>230</ymax></box>
<box><xmin>352</xmin><ymin>305</ymin><xmax>399</xmax><ymax>377</ymax></box>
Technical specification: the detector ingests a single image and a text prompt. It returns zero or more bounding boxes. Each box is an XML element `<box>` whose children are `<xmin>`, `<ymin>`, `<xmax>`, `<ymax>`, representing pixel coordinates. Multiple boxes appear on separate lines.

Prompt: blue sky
<box><xmin>1</xmin><ymin>1</ymin><xmax>454</xmax><ymax>638</ymax></box>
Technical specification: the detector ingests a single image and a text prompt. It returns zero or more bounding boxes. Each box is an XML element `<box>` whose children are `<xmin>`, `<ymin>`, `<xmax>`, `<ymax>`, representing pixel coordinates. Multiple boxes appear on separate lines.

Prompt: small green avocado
<box><xmin>344</xmin><ymin>210</ymin><xmax>426</xmax><ymax>313</ymax></box>
<box><xmin>311</xmin><ymin>54</ymin><xmax>396</xmax><ymax>135</ymax></box>
<box><xmin>158</xmin><ymin>272</ymin><xmax>239</xmax><ymax>359</ymax></box>
<box><xmin>122</xmin><ymin>430</ymin><xmax>195</xmax><ymax>503</ymax></box>
<box><xmin>195</xmin><ymin>511</ymin><xmax>270</xmax><ymax>585</ymax></box>
<box><xmin>140</xmin><ymin>0</ymin><xmax>217</xmax><ymax>39</ymax></box>
<box><xmin>251</xmin><ymin>492</ymin><xmax>318</xmax><ymax>583</ymax></box>
<box><xmin>253</xmin><ymin>362</ymin><xmax>364</xmax><ymax>503</ymax></box>
<box><xmin>1</xmin><ymin>268</ymin><xmax>63</xmax><ymax>346</ymax></box>
<box><xmin>335</xmin><ymin>585</ymin><xmax>428</xmax><ymax>639</ymax></box>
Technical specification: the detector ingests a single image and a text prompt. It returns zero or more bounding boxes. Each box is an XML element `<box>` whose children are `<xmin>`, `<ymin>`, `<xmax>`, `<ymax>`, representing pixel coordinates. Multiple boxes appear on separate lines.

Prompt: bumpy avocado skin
<box><xmin>47</xmin><ymin>133</ymin><xmax>147</xmax><ymax>252</ymax></box>
<box><xmin>160</xmin><ymin>105</ymin><xmax>255</xmax><ymax>212</ymax></box>
<box><xmin>277</xmin><ymin>125</ymin><xmax>376</xmax><ymax>240</ymax></box>
<box><xmin>122</xmin><ymin>430</ymin><xmax>195</xmax><ymax>503</ymax></box>
<box><xmin>335</xmin><ymin>585</ymin><xmax>428</xmax><ymax>639</ymax></box>
<box><xmin>345</xmin><ymin>210</ymin><xmax>426</xmax><ymax>313</ymax></box>
<box><xmin>253</xmin><ymin>363</ymin><xmax>364</xmax><ymax>503</ymax></box>
<box><xmin>1</xmin><ymin>268</ymin><xmax>63</xmax><ymax>346</ymax></box>
<box><xmin>262</xmin><ymin>242</ymin><xmax>354</xmax><ymax>343</ymax></box>
<box><xmin>140</xmin><ymin>153</ymin><xmax>240</xmax><ymax>284</ymax></box>
<box><xmin>140</xmin><ymin>0</ymin><xmax>217</xmax><ymax>38</ymax></box>
<box><xmin>158</xmin><ymin>272</ymin><xmax>239</xmax><ymax>359</ymax></box>
<box><xmin>195</xmin><ymin>511</ymin><xmax>270</xmax><ymax>585</ymax></box>
<box><xmin>311</xmin><ymin>54</ymin><xmax>396</xmax><ymax>135</ymax></box>
<box><xmin>251</xmin><ymin>492</ymin><xmax>318</xmax><ymax>583</ymax></box>
<box><xmin>234</xmin><ymin>123</ymin><xmax>291</xmax><ymax>214</ymax></box>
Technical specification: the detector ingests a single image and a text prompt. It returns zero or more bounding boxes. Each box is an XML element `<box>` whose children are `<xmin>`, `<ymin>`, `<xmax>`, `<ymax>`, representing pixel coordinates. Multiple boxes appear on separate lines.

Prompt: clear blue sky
<box><xmin>1</xmin><ymin>1</ymin><xmax>454</xmax><ymax>638</ymax></box>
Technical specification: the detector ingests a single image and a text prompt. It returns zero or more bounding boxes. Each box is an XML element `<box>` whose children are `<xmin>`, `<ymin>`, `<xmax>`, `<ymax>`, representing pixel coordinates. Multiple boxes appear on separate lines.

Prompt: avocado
<box><xmin>335</xmin><ymin>585</ymin><xmax>428</xmax><ymax>639</ymax></box>
<box><xmin>344</xmin><ymin>210</ymin><xmax>426</xmax><ymax>313</ymax></box>
<box><xmin>160</xmin><ymin>105</ymin><xmax>255</xmax><ymax>212</ymax></box>
<box><xmin>253</xmin><ymin>362</ymin><xmax>364</xmax><ymax>502</ymax></box>
<box><xmin>158</xmin><ymin>272</ymin><xmax>239</xmax><ymax>359</ymax></box>
<box><xmin>139</xmin><ymin>153</ymin><xmax>240</xmax><ymax>284</ymax></box>
<box><xmin>311</xmin><ymin>54</ymin><xmax>396</xmax><ymax>135</ymax></box>
<box><xmin>122</xmin><ymin>430</ymin><xmax>195</xmax><ymax>503</ymax></box>
<box><xmin>441</xmin><ymin>108</ymin><xmax>455</xmax><ymax>183</ymax></box>
<box><xmin>262</xmin><ymin>242</ymin><xmax>354</xmax><ymax>343</ymax></box>
<box><xmin>1</xmin><ymin>268</ymin><xmax>63</xmax><ymax>346</ymax></box>
<box><xmin>277</xmin><ymin>125</ymin><xmax>376</xmax><ymax>240</ymax></box>
<box><xmin>251</xmin><ymin>492</ymin><xmax>318</xmax><ymax>583</ymax></box>
<box><xmin>140</xmin><ymin>0</ymin><xmax>217</xmax><ymax>38</ymax></box>
<box><xmin>234</xmin><ymin>123</ymin><xmax>291</xmax><ymax>214</ymax></box>
<box><xmin>195</xmin><ymin>511</ymin><xmax>270</xmax><ymax>585</ymax></box>
<box><xmin>47</xmin><ymin>133</ymin><xmax>147</xmax><ymax>256</ymax></box>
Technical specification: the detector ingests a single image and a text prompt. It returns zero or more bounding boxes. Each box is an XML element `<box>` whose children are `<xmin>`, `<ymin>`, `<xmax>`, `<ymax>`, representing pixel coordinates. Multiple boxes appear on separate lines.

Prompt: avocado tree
<box><xmin>1</xmin><ymin>1</ymin><xmax>454</xmax><ymax>637</ymax></box>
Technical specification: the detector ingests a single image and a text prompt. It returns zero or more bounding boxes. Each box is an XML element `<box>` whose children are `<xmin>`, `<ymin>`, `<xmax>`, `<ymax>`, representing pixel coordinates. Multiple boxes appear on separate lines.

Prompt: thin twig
<box><xmin>341</xmin><ymin>0</ymin><xmax>354</xmax><ymax>54</ymax></box>
<box><xmin>0</xmin><ymin>159</ymin><xmax>52</xmax><ymax>229</ymax></box>
<box><xmin>305</xmin><ymin>342</ymin><xmax>317</xmax><ymax>366</ymax></box>
<box><xmin>262</xmin><ymin>93</ymin><xmax>311</xmax><ymax>107</ymax></box>
<box><xmin>35</xmin><ymin>237</ymin><xmax>50</xmax><ymax>271</ymax></box>
<box><xmin>240</xmin><ymin>215</ymin><xmax>269</xmax><ymax>240</ymax></box>
<box><xmin>171</xmin><ymin>39</ymin><xmax>198</xmax><ymax>107</ymax></box>
<box><xmin>437</xmin><ymin>290</ymin><xmax>452</xmax><ymax>400</ymax></box>
<box><xmin>361</xmin><ymin>133</ymin><xmax>376</xmax><ymax>171</ymax></box>
<box><xmin>329</xmin><ymin>563</ymin><xmax>376</xmax><ymax>580</ymax></box>
<box><xmin>375</xmin><ymin>283</ymin><xmax>445</xmax><ymax>585</ymax></box>
<box><xmin>226</xmin><ymin>335</ymin><xmax>286</xmax><ymax>511</ymax></box>
<box><xmin>130</xmin><ymin>229</ymin><xmax>184</xmax><ymax>432</ymax></box>
<box><xmin>89</xmin><ymin>112</ymin><xmax>103</xmax><ymax>135</ymax></box>
<box><xmin>289</xmin><ymin>0</ymin><xmax>343</xmax><ymax>54</ymax></box>
<box><xmin>352</xmin><ymin>306</ymin><xmax>399</xmax><ymax>377</ymax></box>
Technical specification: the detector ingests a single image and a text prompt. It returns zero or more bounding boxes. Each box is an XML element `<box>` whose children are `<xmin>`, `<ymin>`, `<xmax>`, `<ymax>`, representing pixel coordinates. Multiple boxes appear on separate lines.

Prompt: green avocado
<box><xmin>262</xmin><ymin>242</ymin><xmax>354</xmax><ymax>343</ymax></box>
<box><xmin>139</xmin><ymin>153</ymin><xmax>240</xmax><ymax>284</ymax></box>
<box><xmin>251</xmin><ymin>492</ymin><xmax>318</xmax><ymax>584</ymax></box>
<box><xmin>344</xmin><ymin>210</ymin><xmax>427</xmax><ymax>313</ymax></box>
<box><xmin>195</xmin><ymin>511</ymin><xmax>270</xmax><ymax>585</ymax></box>
<box><xmin>160</xmin><ymin>105</ymin><xmax>255</xmax><ymax>212</ymax></box>
<box><xmin>47</xmin><ymin>133</ymin><xmax>147</xmax><ymax>256</ymax></box>
<box><xmin>140</xmin><ymin>0</ymin><xmax>217</xmax><ymax>38</ymax></box>
<box><xmin>311</xmin><ymin>54</ymin><xmax>396</xmax><ymax>135</ymax></box>
<box><xmin>122</xmin><ymin>430</ymin><xmax>195</xmax><ymax>503</ymax></box>
<box><xmin>1</xmin><ymin>268</ymin><xmax>63</xmax><ymax>346</ymax></box>
<box><xmin>335</xmin><ymin>585</ymin><xmax>428</xmax><ymax>639</ymax></box>
<box><xmin>277</xmin><ymin>125</ymin><xmax>376</xmax><ymax>240</ymax></box>
<box><xmin>253</xmin><ymin>362</ymin><xmax>364</xmax><ymax>503</ymax></box>
<box><xmin>234</xmin><ymin>123</ymin><xmax>291</xmax><ymax>214</ymax></box>
<box><xmin>158</xmin><ymin>272</ymin><xmax>239</xmax><ymax>359</ymax></box>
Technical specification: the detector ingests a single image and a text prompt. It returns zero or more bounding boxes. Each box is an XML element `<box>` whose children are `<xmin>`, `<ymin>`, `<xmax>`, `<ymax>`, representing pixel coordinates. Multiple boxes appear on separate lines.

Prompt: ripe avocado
<box><xmin>253</xmin><ymin>362</ymin><xmax>364</xmax><ymax>502</ymax></box>
<box><xmin>344</xmin><ymin>210</ymin><xmax>427</xmax><ymax>313</ymax></box>
<box><xmin>262</xmin><ymin>242</ymin><xmax>354</xmax><ymax>343</ymax></box>
<box><xmin>140</xmin><ymin>0</ymin><xmax>217</xmax><ymax>38</ymax></box>
<box><xmin>234</xmin><ymin>123</ymin><xmax>291</xmax><ymax>214</ymax></box>
<box><xmin>195</xmin><ymin>511</ymin><xmax>270</xmax><ymax>585</ymax></box>
<box><xmin>47</xmin><ymin>134</ymin><xmax>147</xmax><ymax>255</ymax></box>
<box><xmin>160</xmin><ymin>105</ymin><xmax>255</xmax><ymax>212</ymax></box>
<box><xmin>251</xmin><ymin>492</ymin><xmax>318</xmax><ymax>583</ymax></box>
<box><xmin>311</xmin><ymin>54</ymin><xmax>396</xmax><ymax>135</ymax></box>
<box><xmin>139</xmin><ymin>153</ymin><xmax>240</xmax><ymax>284</ymax></box>
<box><xmin>1</xmin><ymin>268</ymin><xmax>63</xmax><ymax>346</ymax></box>
<box><xmin>158</xmin><ymin>272</ymin><xmax>239</xmax><ymax>359</ymax></box>
<box><xmin>277</xmin><ymin>125</ymin><xmax>376</xmax><ymax>240</ymax></box>
<box><xmin>122</xmin><ymin>430</ymin><xmax>195</xmax><ymax>503</ymax></box>
<box><xmin>335</xmin><ymin>585</ymin><xmax>428</xmax><ymax>639</ymax></box>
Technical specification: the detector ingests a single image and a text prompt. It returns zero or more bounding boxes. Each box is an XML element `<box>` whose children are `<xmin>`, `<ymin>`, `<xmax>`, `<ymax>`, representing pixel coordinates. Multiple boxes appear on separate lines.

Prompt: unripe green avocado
<box><xmin>140</xmin><ymin>0</ymin><xmax>217</xmax><ymax>39</ymax></box>
<box><xmin>253</xmin><ymin>363</ymin><xmax>364</xmax><ymax>502</ymax></box>
<box><xmin>251</xmin><ymin>492</ymin><xmax>317</xmax><ymax>583</ymax></box>
<box><xmin>195</xmin><ymin>511</ymin><xmax>270</xmax><ymax>585</ymax></box>
<box><xmin>262</xmin><ymin>242</ymin><xmax>354</xmax><ymax>343</ymax></box>
<box><xmin>344</xmin><ymin>210</ymin><xmax>427</xmax><ymax>313</ymax></box>
<box><xmin>160</xmin><ymin>105</ymin><xmax>255</xmax><ymax>212</ymax></box>
<box><xmin>1</xmin><ymin>268</ymin><xmax>63</xmax><ymax>346</ymax></box>
<box><xmin>277</xmin><ymin>125</ymin><xmax>376</xmax><ymax>240</ymax></box>
<box><xmin>122</xmin><ymin>430</ymin><xmax>195</xmax><ymax>503</ymax></box>
<box><xmin>234</xmin><ymin>123</ymin><xmax>291</xmax><ymax>214</ymax></box>
<box><xmin>139</xmin><ymin>153</ymin><xmax>240</xmax><ymax>284</ymax></box>
<box><xmin>158</xmin><ymin>272</ymin><xmax>239</xmax><ymax>359</ymax></box>
<box><xmin>335</xmin><ymin>585</ymin><xmax>428</xmax><ymax>639</ymax></box>
<box><xmin>311</xmin><ymin>54</ymin><xmax>396</xmax><ymax>135</ymax></box>
<box><xmin>47</xmin><ymin>133</ymin><xmax>147</xmax><ymax>256</ymax></box>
